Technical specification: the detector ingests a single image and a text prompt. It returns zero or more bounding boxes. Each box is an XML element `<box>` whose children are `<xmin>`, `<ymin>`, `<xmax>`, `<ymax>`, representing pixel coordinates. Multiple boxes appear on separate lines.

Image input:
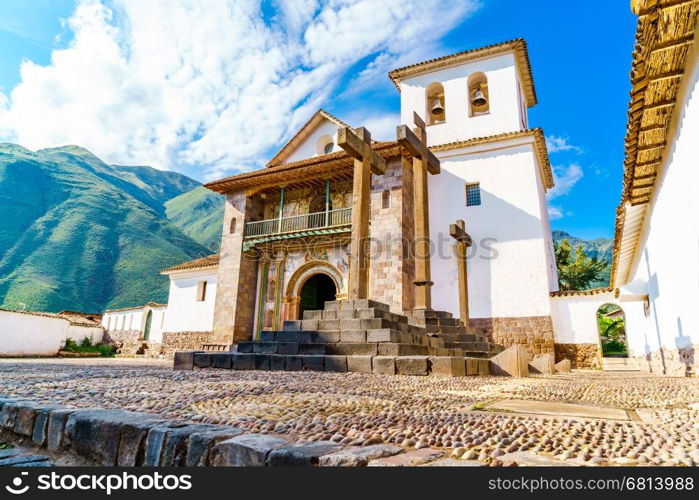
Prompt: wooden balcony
<box><xmin>243</xmin><ymin>208</ymin><xmax>352</xmax><ymax>245</ymax></box>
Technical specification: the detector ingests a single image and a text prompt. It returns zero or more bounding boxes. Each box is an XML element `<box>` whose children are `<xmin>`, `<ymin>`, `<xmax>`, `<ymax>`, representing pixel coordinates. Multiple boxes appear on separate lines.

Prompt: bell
<box><xmin>430</xmin><ymin>96</ymin><xmax>444</xmax><ymax>116</ymax></box>
<box><xmin>472</xmin><ymin>87</ymin><xmax>487</xmax><ymax>107</ymax></box>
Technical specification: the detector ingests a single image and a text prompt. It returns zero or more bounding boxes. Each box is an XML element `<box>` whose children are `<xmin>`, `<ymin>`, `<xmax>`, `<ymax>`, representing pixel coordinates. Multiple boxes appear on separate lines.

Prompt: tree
<box><xmin>554</xmin><ymin>238</ymin><xmax>608</xmax><ymax>291</ymax></box>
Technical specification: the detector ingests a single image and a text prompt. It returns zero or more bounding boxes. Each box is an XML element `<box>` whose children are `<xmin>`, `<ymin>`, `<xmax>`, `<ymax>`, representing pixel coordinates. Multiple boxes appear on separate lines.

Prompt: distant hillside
<box><xmin>552</xmin><ymin>230</ymin><xmax>613</xmax><ymax>289</ymax></box>
<box><xmin>166</xmin><ymin>186</ymin><xmax>224</xmax><ymax>247</ymax></box>
<box><xmin>0</xmin><ymin>143</ymin><xmax>223</xmax><ymax>313</ymax></box>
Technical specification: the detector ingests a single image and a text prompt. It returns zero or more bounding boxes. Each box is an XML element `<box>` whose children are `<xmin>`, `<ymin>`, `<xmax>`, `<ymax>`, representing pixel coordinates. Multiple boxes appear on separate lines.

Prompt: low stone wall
<box><xmin>633</xmin><ymin>343</ymin><xmax>698</xmax><ymax>377</ymax></box>
<box><xmin>103</xmin><ymin>329</ymin><xmax>143</xmax><ymax>355</ymax></box>
<box><xmin>470</xmin><ymin>316</ymin><xmax>555</xmax><ymax>360</ymax></box>
<box><xmin>161</xmin><ymin>331</ymin><xmax>213</xmax><ymax>357</ymax></box>
<box><xmin>0</xmin><ymin>397</ymin><xmax>406</xmax><ymax>466</ymax></box>
<box><xmin>554</xmin><ymin>343</ymin><xmax>600</xmax><ymax>369</ymax></box>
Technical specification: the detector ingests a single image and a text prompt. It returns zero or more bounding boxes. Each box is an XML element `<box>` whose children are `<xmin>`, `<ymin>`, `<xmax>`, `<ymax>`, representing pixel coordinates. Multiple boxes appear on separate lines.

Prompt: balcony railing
<box><xmin>244</xmin><ymin>207</ymin><xmax>352</xmax><ymax>239</ymax></box>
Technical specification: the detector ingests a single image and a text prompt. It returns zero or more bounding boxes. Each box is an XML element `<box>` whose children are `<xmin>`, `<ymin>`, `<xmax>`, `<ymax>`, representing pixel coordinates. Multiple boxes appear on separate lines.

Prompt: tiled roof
<box><xmin>388</xmin><ymin>38</ymin><xmax>537</xmax><ymax>107</ymax></box>
<box><xmin>430</xmin><ymin>128</ymin><xmax>554</xmax><ymax>189</ymax></box>
<box><xmin>104</xmin><ymin>302</ymin><xmax>168</xmax><ymax>314</ymax></box>
<box><xmin>549</xmin><ymin>287</ymin><xmax>615</xmax><ymax>297</ymax></box>
<box><xmin>160</xmin><ymin>254</ymin><xmax>220</xmax><ymax>275</ymax></box>
<box><xmin>267</xmin><ymin>109</ymin><xmax>351</xmax><ymax>167</ymax></box>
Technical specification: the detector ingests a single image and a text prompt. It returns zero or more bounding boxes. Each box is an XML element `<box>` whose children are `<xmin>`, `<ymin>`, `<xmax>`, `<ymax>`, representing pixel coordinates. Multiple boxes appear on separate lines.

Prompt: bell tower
<box><xmin>388</xmin><ymin>39</ymin><xmax>537</xmax><ymax>146</ymax></box>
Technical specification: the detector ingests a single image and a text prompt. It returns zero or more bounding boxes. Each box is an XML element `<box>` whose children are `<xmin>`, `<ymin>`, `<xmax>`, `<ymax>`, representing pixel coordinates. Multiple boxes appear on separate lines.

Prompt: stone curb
<box><xmin>0</xmin><ymin>396</ymin><xmax>408</xmax><ymax>467</ymax></box>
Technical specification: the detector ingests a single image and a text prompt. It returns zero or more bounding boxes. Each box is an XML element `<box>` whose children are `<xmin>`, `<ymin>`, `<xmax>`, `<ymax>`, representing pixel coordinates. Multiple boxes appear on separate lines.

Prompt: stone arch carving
<box><xmin>286</xmin><ymin>260</ymin><xmax>343</xmax><ymax>298</ymax></box>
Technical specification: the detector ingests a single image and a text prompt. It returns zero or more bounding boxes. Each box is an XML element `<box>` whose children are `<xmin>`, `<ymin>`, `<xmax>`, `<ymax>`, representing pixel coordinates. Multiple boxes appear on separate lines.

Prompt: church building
<box><xmin>100</xmin><ymin>0</ymin><xmax>699</xmax><ymax>377</ymax></box>
<box><xmin>202</xmin><ymin>38</ymin><xmax>558</xmax><ymax>358</ymax></box>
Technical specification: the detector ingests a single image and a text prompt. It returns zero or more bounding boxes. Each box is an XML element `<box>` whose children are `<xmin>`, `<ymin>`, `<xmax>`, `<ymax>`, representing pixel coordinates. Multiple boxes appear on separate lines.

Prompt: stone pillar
<box><xmin>212</xmin><ymin>190</ymin><xmax>263</xmax><ymax>344</ymax></box>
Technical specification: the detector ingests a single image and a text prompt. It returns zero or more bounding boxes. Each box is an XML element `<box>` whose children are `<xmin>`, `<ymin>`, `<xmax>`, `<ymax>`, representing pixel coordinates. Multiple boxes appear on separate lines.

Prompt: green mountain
<box><xmin>552</xmin><ymin>230</ymin><xmax>613</xmax><ymax>288</ymax></box>
<box><xmin>0</xmin><ymin>143</ymin><xmax>223</xmax><ymax>314</ymax></box>
<box><xmin>166</xmin><ymin>186</ymin><xmax>224</xmax><ymax>248</ymax></box>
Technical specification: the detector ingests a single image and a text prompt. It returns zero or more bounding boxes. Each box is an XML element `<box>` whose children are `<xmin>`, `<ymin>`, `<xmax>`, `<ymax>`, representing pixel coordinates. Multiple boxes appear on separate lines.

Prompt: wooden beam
<box><xmin>396</xmin><ymin>125</ymin><xmax>440</xmax><ymax>175</ymax></box>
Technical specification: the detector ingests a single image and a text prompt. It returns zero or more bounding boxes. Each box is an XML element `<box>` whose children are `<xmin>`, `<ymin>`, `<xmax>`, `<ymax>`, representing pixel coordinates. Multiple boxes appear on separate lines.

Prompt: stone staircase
<box><xmin>179</xmin><ymin>299</ymin><xmax>505</xmax><ymax>377</ymax></box>
<box><xmin>602</xmin><ymin>357</ymin><xmax>641</xmax><ymax>372</ymax></box>
<box><xmin>408</xmin><ymin>309</ymin><xmax>504</xmax><ymax>358</ymax></box>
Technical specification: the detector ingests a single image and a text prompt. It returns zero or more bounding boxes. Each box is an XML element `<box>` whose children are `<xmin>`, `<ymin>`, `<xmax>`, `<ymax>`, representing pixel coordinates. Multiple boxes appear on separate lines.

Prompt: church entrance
<box><xmin>300</xmin><ymin>273</ymin><xmax>337</xmax><ymax>315</ymax></box>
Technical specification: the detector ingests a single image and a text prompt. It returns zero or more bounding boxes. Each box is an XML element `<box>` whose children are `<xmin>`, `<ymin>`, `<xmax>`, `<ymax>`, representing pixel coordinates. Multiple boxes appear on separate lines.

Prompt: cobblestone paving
<box><xmin>1</xmin><ymin>359</ymin><xmax>697</xmax><ymax>466</ymax></box>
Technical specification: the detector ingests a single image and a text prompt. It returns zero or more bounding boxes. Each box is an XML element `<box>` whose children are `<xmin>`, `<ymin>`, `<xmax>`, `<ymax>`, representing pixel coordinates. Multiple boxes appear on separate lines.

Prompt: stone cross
<box><xmin>449</xmin><ymin>219</ymin><xmax>472</xmax><ymax>326</ymax></box>
<box><xmin>397</xmin><ymin>112</ymin><xmax>440</xmax><ymax>310</ymax></box>
<box><xmin>337</xmin><ymin>126</ymin><xmax>387</xmax><ymax>299</ymax></box>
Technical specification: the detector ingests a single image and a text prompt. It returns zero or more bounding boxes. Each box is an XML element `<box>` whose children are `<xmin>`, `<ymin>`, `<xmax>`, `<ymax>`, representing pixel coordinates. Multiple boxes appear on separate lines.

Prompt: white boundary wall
<box><xmin>0</xmin><ymin>309</ymin><xmax>103</xmax><ymax>356</ymax></box>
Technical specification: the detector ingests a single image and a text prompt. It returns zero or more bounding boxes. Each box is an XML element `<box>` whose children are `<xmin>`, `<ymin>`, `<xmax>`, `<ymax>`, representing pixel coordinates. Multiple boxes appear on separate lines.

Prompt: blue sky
<box><xmin>0</xmin><ymin>0</ymin><xmax>637</xmax><ymax>240</ymax></box>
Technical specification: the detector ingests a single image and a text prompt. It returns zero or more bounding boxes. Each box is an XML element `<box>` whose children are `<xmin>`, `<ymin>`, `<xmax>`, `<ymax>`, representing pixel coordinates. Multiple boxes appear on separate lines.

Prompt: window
<box><xmin>316</xmin><ymin>135</ymin><xmax>334</xmax><ymax>155</ymax></box>
<box><xmin>468</xmin><ymin>72</ymin><xmax>490</xmax><ymax>116</ymax></box>
<box><xmin>465</xmin><ymin>183</ymin><xmax>481</xmax><ymax>206</ymax></box>
<box><xmin>425</xmin><ymin>82</ymin><xmax>446</xmax><ymax>125</ymax></box>
<box><xmin>229</xmin><ymin>218</ymin><xmax>237</xmax><ymax>234</ymax></box>
<box><xmin>197</xmin><ymin>280</ymin><xmax>208</xmax><ymax>302</ymax></box>
<box><xmin>381</xmin><ymin>189</ymin><xmax>390</xmax><ymax>209</ymax></box>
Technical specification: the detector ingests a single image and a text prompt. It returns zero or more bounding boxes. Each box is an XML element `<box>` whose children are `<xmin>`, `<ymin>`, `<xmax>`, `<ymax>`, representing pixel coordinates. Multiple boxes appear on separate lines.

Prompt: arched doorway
<box><xmin>143</xmin><ymin>310</ymin><xmax>153</xmax><ymax>341</ymax></box>
<box><xmin>300</xmin><ymin>273</ymin><xmax>337</xmax><ymax>315</ymax></box>
<box><xmin>597</xmin><ymin>303</ymin><xmax>628</xmax><ymax>357</ymax></box>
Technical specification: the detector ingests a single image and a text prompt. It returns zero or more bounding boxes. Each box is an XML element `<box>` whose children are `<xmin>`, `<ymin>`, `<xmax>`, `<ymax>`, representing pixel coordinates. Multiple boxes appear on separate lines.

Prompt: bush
<box><xmin>62</xmin><ymin>336</ymin><xmax>116</xmax><ymax>357</ymax></box>
<box><xmin>602</xmin><ymin>339</ymin><xmax>627</xmax><ymax>355</ymax></box>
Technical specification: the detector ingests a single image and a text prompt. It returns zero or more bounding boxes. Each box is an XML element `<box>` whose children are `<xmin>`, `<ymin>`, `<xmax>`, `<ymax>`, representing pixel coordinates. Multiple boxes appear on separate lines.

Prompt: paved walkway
<box><xmin>0</xmin><ymin>358</ymin><xmax>697</xmax><ymax>466</ymax></box>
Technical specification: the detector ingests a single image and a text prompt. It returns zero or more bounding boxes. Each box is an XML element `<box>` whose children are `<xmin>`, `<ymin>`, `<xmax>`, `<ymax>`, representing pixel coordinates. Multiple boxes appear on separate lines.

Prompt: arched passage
<box><xmin>143</xmin><ymin>310</ymin><xmax>153</xmax><ymax>341</ymax></box>
<box><xmin>300</xmin><ymin>274</ymin><xmax>337</xmax><ymax>315</ymax></box>
<box><xmin>597</xmin><ymin>303</ymin><xmax>628</xmax><ymax>357</ymax></box>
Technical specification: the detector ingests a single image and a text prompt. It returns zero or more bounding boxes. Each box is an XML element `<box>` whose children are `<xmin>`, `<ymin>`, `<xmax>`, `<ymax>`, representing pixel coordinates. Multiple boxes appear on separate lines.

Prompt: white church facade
<box><xmin>101</xmin><ymin>0</ymin><xmax>698</xmax><ymax>376</ymax></box>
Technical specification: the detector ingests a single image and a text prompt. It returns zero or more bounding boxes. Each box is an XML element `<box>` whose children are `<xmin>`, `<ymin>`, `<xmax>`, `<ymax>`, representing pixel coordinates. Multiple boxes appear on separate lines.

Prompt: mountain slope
<box><xmin>0</xmin><ymin>143</ymin><xmax>214</xmax><ymax>313</ymax></box>
<box><xmin>165</xmin><ymin>186</ymin><xmax>224</xmax><ymax>247</ymax></box>
<box><xmin>552</xmin><ymin>230</ymin><xmax>613</xmax><ymax>288</ymax></box>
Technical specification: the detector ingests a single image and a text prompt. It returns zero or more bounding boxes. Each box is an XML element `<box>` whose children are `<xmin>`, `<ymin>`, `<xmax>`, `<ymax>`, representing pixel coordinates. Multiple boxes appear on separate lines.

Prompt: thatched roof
<box><xmin>612</xmin><ymin>0</ymin><xmax>698</xmax><ymax>287</ymax></box>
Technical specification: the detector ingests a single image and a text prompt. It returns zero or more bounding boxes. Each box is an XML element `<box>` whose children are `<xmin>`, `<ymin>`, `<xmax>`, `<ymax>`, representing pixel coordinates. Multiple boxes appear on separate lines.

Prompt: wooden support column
<box><xmin>449</xmin><ymin>220</ymin><xmax>473</xmax><ymax>326</ymax></box>
<box><xmin>277</xmin><ymin>186</ymin><xmax>286</xmax><ymax>233</ymax></box>
<box><xmin>397</xmin><ymin>112</ymin><xmax>441</xmax><ymax>310</ymax></box>
<box><xmin>337</xmin><ymin>126</ymin><xmax>387</xmax><ymax>299</ymax></box>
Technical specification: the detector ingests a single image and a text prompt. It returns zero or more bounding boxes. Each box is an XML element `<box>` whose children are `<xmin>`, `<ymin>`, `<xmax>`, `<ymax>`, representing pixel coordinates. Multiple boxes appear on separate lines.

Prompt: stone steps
<box><xmin>186</xmin><ymin>299</ymin><xmax>505</xmax><ymax>377</ymax></box>
<box><xmin>186</xmin><ymin>351</ymin><xmax>490</xmax><ymax>376</ymax></box>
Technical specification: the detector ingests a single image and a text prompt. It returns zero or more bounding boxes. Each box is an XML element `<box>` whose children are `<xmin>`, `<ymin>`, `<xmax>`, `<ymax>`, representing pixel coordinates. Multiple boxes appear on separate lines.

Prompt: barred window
<box><xmin>465</xmin><ymin>183</ymin><xmax>481</xmax><ymax>206</ymax></box>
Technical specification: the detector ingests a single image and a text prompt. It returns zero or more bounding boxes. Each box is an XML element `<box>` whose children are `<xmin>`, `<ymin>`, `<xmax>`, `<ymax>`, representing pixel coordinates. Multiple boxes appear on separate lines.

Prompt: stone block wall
<box><xmin>103</xmin><ymin>330</ymin><xmax>143</xmax><ymax>355</ymax></box>
<box><xmin>554</xmin><ymin>343</ymin><xmax>600</xmax><ymax>369</ymax></box>
<box><xmin>212</xmin><ymin>191</ymin><xmax>264</xmax><ymax>344</ymax></box>
<box><xmin>369</xmin><ymin>159</ymin><xmax>415</xmax><ymax>313</ymax></box>
<box><xmin>160</xmin><ymin>331</ymin><xmax>214</xmax><ymax>357</ymax></box>
<box><xmin>470</xmin><ymin>316</ymin><xmax>555</xmax><ymax>360</ymax></box>
<box><xmin>633</xmin><ymin>343</ymin><xmax>698</xmax><ymax>377</ymax></box>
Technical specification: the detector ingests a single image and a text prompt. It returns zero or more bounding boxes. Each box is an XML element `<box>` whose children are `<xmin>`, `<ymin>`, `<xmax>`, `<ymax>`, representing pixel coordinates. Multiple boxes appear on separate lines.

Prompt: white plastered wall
<box><xmin>429</xmin><ymin>137</ymin><xmax>555</xmax><ymax>319</ymax></box>
<box><xmin>284</xmin><ymin>119</ymin><xmax>341</xmax><ymax>163</ymax></box>
<box><xmin>398</xmin><ymin>51</ymin><xmax>527</xmax><ymax>146</ymax></box>
<box><xmin>0</xmin><ymin>310</ymin><xmax>102</xmax><ymax>356</ymax></box>
<box><xmin>162</xmin><ymin>270</ymin><xmax>217</xmax><ymax>333</ymax></box>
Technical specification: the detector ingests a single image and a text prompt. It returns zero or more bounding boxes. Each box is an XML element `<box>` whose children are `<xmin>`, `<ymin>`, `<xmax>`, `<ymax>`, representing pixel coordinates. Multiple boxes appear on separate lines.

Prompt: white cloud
<box><xmin>0</xmin><ymin>0</ymin><xmax>479</xmax><ymax>180</ymax></box>
<box><xmin>546</xmin><ymin>163</ymin><xmax>583</xmax><ymax>220</ymax></box>
<box><xmin>547</xmin><ymin>163</ymin><xmax>583</xmax><ymax>200</ymax></box>
<box><xmin>548</xmin><ymin>205</ymin><xmax>564</xmax><ymax>220</ymax></box>
<box><xmin>546</xmin><ymin>134</ymin><xmax>582</xmax><ymax>154</ymax></box>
